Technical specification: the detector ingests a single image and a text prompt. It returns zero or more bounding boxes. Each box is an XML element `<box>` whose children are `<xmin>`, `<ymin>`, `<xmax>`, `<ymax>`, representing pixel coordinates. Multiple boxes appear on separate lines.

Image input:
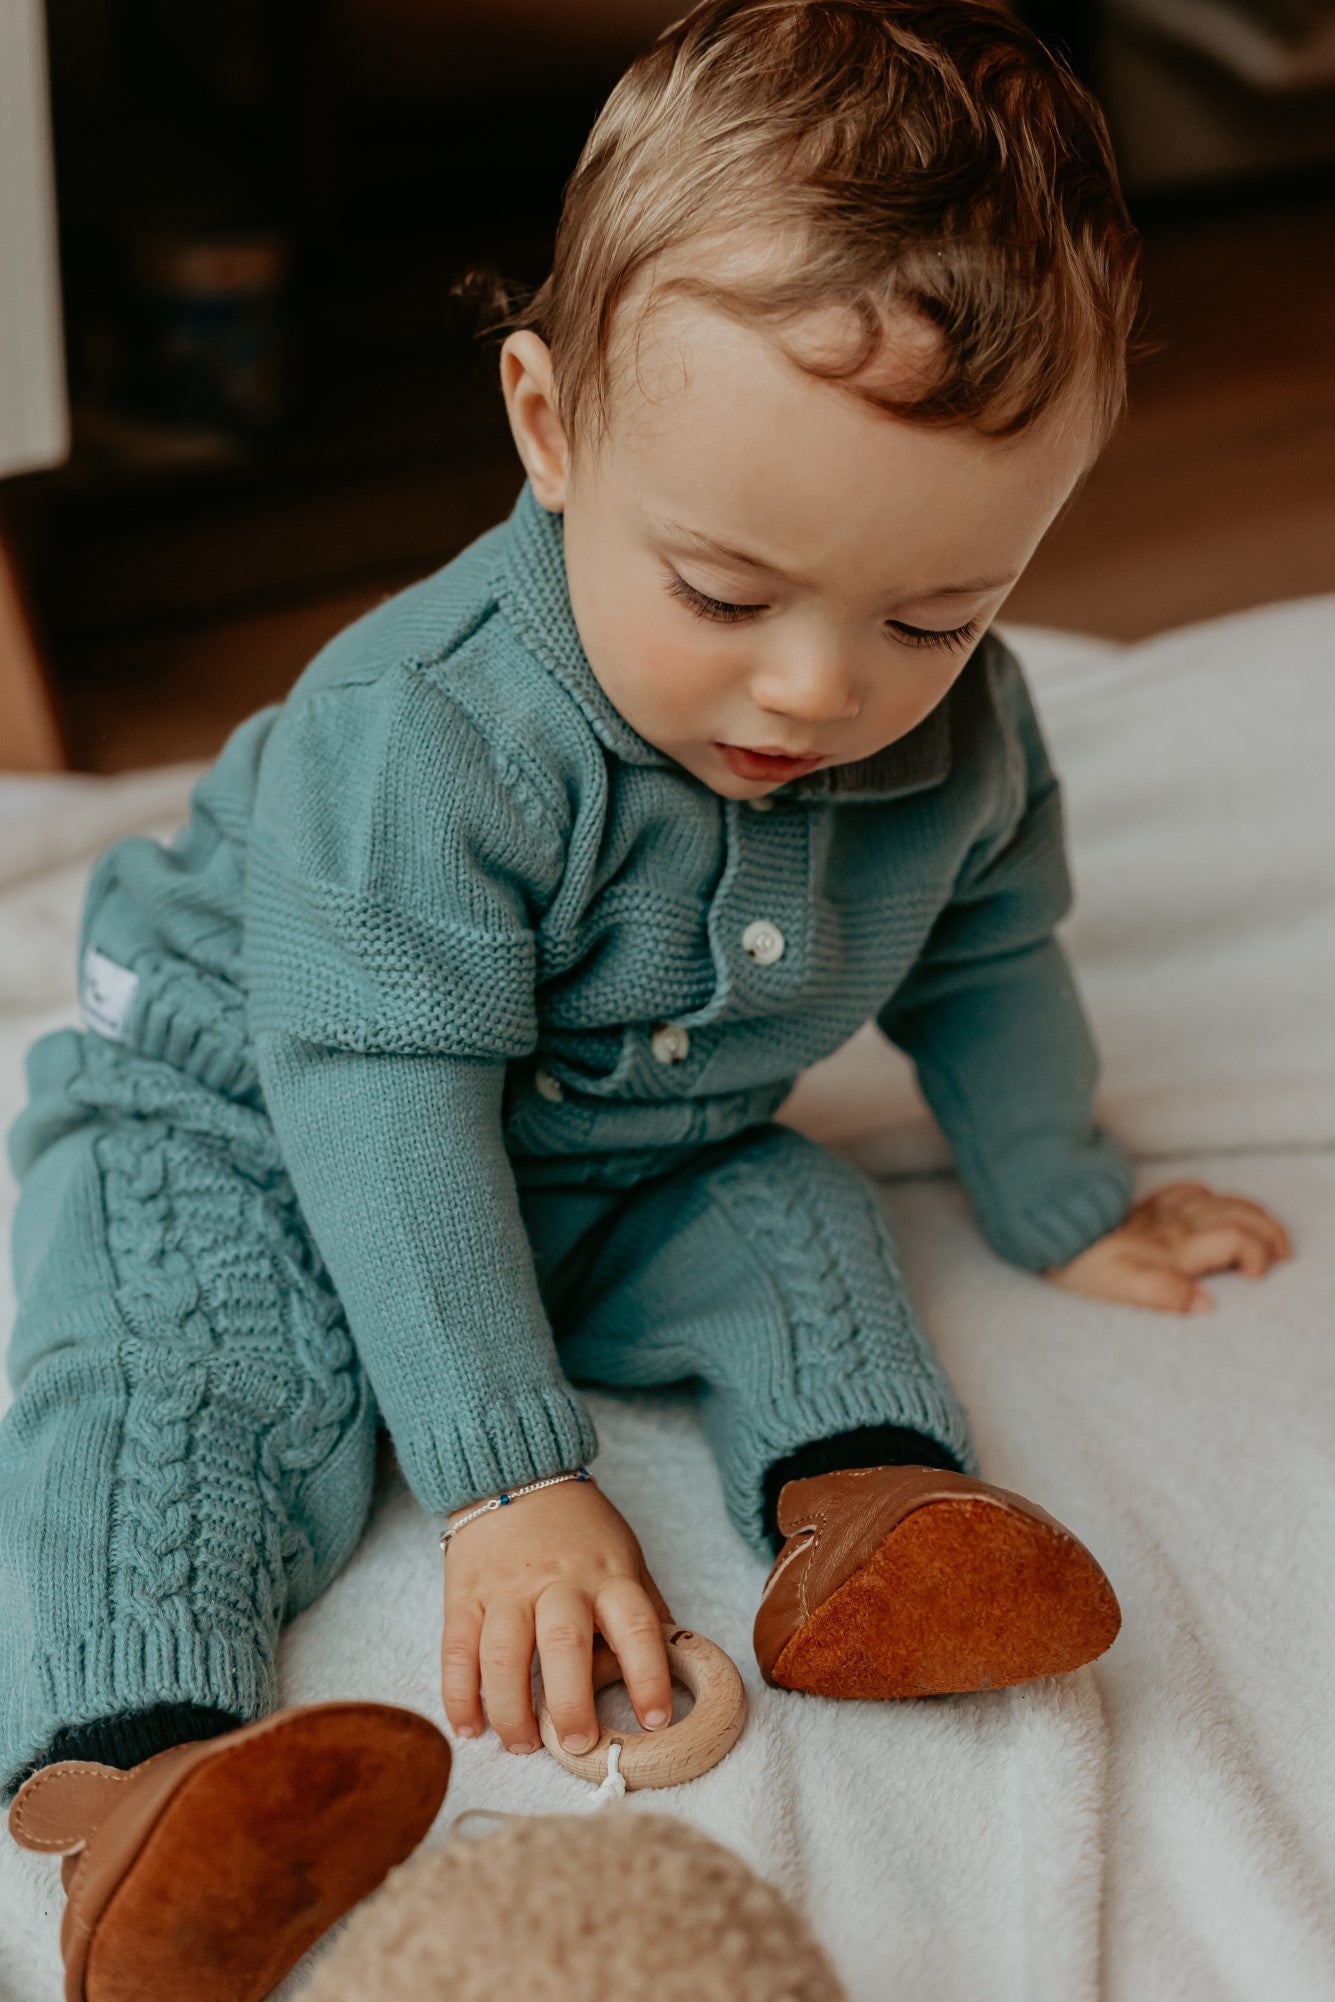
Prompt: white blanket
<box><xmin>1</xmin><ymin>599</ymin><xmax>1333</xmax><ymax>2002</ymax></box>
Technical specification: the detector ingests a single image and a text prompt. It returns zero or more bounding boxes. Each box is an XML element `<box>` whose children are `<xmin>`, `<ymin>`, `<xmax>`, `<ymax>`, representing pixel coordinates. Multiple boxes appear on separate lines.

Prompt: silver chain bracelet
<box><xmin>439</xmin><ymin>1467</ymin><xmax>593</xmax><ymax>1547</ymax></box>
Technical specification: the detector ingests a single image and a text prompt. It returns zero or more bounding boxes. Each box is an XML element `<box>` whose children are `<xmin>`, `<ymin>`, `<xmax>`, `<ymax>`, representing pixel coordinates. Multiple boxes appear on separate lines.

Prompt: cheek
<box><xmin>636</xmin><ymin>636</ymin><xmax>734</xmax><ymax>730</ymax></box>
<box><xmin>603</xmin><ymin>599</ymin><xmax>739</xmax><ymax>728</ymax></box>
<box><xmin>874</xmin><ymin>650</ymin><xmax>974</xmax><ymax>731</ymax></box>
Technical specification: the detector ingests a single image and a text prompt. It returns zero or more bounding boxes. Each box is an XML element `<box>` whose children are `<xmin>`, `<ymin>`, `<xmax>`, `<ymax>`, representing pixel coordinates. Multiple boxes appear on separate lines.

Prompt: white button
<box><xmin>745</xmin><ymin>795</ymin><xmax>774</xmax><ymax>812</ymax></box>
<box><xmin>650</xmin><ymin>1022</ymin><xmax>691</xmax><ymax>1065</ymax></box>
<box><xmin>742</xmin><ymin>919</ymin><xmax>786</xmax><ymax>965</ymax></box>
<box><xmin>534</xmin><ymin>1067</ymin><xmax>564</xmax><ymax>1103</ymax></box>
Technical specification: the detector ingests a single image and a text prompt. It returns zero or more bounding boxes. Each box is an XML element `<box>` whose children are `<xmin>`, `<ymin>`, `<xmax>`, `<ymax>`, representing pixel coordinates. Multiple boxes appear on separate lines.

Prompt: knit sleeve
<box><xmin>244</xmin><ymin>663</ymin><xmax>598</xmax><ymax>1515</ymax></box>
<box><xmin>876</xmin><ymin>647</ymin><xmax>1133</xmax><ymax>1271</ymax></box>
<box><xmin>245</xmin><ymin>663</ymin><xmax>557</xmax><ymax>1061</ymax></box>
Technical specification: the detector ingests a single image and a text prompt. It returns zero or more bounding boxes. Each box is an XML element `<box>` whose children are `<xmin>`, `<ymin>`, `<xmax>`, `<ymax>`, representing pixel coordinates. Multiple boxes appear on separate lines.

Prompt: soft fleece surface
<box><xmin>1</xmin><ymin>599</ymin><xmax>1333</xmax><ymax>2002</ymax></box>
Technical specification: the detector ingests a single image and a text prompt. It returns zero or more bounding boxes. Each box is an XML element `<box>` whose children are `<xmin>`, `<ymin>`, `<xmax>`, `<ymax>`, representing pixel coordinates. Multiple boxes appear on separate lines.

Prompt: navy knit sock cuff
<box><xmin>761</xmin><ymin>1424</ymin><xmax>964</xmax><ymax>1555</ymax></box>
<box><xmin>28</xmin><ymin>1704</ymin><xmax>242</xmax><ymax>1781</ymax></box>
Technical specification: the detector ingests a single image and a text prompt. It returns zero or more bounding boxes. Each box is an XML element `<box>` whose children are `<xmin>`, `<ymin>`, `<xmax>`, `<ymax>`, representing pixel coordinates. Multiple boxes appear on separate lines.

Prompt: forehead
<box><xmin>597</xmin><ymin>285</ymin><xmax>1095</xmax><ymax>594</ymax></box>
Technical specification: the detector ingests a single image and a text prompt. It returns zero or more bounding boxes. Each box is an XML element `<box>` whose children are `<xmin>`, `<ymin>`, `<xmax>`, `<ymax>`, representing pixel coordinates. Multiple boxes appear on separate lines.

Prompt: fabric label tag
<box><xmin>81</xmin><ymin>946</ymin><xmax>139</xmax><ymax>1043</ymax></box>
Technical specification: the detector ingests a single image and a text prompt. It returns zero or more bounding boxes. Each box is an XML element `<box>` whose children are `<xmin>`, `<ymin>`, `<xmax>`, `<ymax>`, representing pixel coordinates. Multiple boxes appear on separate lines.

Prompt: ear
<box><xmin>500</xmin><ymin>331</ymin><xmax>570</xmax><ymax>511</ymax></box>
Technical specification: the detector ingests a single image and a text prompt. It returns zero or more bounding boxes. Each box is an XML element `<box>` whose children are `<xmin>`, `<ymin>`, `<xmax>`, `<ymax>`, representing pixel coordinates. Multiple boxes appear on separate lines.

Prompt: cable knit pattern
<box><xmin>0</xmin><ymin>1034</ymin><xmax>373</xmax><ymax>1793</ymax></box>
<box><xmin>95</xmin><ymin>1109</ymin><xmax>361</xmax><ymax>1645</ymax></box>
<box><xmin>2</xmin><ymin>477</ymin><xmax>1127</xmax><ymax>1779</ymax></box>
<box><xmin>99</xmin><ymin>1125</ymin><xmax>215</xmax><ymax>1632</ymax></box>
<box><xmin>707</xmin><ymin>1132</ymin><xmax>926</xmax><ymax>1399</ymax></box>
<box><xmin>548</xmin><ymin>1125</ymin><xmax>975</xmax><ymax>1547</ymax></box>
<box><xmin>127</xmin><ymin>949</ymin><xmax>260</xmax><ymax>1103</ymax></box>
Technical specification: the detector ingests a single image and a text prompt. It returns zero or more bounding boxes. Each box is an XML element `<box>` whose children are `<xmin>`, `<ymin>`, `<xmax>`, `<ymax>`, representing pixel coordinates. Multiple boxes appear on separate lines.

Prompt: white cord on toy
<box><xmin>590</xmin><ymin>1738</ymin><xmax>626</xmax><ymax>1808</ymax></box>
<box><xmin>448</xmin><ymin>1743</ymin><xmax>623</xmax><ymax>1833</ymax></box>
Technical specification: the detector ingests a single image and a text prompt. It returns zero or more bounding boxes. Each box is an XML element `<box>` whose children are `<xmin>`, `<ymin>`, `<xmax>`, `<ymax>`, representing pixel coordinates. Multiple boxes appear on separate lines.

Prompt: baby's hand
<box><xmin>1046</xmin><ymin>1179</ymin><xmax>1292</xmax><ymax>1315</ymax></box>
<box><xmin>440</xmin><ymin>1474</ymin><xmax>674</xmax><ymax>1757</ymax></box>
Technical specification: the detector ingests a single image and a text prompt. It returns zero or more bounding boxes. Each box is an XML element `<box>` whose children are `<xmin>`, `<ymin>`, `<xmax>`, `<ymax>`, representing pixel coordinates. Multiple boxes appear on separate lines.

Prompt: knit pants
<box><xmin>0</xmin><ymin>1025</ymin><xmax>973</xmax><ymax>1794</ymax></box>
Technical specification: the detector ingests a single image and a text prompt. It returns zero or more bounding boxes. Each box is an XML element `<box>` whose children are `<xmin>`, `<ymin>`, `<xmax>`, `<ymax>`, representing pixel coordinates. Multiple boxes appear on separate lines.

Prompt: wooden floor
<box><xmin>40</xmin><ymin>195</ymin><xmax>1335</xmax><ymax>771</ymax></box>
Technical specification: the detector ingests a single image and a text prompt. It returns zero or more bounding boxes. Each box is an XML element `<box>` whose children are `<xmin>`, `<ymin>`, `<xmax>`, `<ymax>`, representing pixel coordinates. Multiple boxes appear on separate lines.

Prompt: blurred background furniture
<box><xmin>1103</xmin><ymin>0</ymin><xmax>1335</xmax><ymax>187</ymax></box>
<box><xmin>0</xmin><ymin>0</ymin><xmax>68</xmax><ymax>770</ymax></box>
<box><xmin>4</xmin><ymin>0</ymin><xmax>1333</xmax><ymax>770</ymax></box>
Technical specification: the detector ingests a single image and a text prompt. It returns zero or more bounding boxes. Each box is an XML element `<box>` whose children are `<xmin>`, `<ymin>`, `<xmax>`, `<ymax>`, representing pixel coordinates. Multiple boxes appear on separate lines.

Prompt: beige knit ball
<box><xmin>298</xmin><ymin>1807</ymin><xmax>846</xmax><ymax>2002</ymax></box>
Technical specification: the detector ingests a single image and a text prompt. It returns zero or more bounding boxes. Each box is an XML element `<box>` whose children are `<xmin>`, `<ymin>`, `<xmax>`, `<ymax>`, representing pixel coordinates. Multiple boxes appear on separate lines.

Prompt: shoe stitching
<box><xmin>10</xmin><ymin>1766</ymin><xmax>132</xmax><ymax>1850</ymax></box>
<box><xmin>760</xmin><ymin>1532</ymin><xmax>814</xmax><ymax>1605</ymax></box>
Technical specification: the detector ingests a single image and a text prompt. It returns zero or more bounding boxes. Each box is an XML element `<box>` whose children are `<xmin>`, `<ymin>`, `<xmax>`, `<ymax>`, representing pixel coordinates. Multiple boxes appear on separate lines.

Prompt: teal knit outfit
<box><xmin>0</xmin><ymin>482</ymin><xmax>1132</xmax><ymax>1791</ymax></box>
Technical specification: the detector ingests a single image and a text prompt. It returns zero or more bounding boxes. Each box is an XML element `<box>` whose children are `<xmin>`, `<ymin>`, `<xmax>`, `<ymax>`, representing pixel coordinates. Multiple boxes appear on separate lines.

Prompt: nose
<box><xmin>750</xmin><ymin>646</ymin><xmax>861</xmax><ymax>727</ymax></box>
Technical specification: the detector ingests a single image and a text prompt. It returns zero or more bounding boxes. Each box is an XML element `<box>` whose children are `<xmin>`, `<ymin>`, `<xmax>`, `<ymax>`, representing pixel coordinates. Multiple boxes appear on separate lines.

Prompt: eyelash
<box><xmin>666</xmin><ymin>573</ymin><xmax>763</xmax><ymax>625</ymax></box>
<box><xmin>665</xmin><ymin>573</ymin><xmax>980</xmax><ymax>652</ymax></box>
<box><xmin>887</xmin><ymin>618</ymin><xmax>980</xmax><ymax>653</ymax></box>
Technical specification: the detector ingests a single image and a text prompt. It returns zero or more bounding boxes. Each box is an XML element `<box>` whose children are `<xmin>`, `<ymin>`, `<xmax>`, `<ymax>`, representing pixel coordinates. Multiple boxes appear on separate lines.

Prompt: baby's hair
<box><xmin>456</xmin><ymin>0</ymin><xmax>1141</xmax><ymax>452</ymax></box>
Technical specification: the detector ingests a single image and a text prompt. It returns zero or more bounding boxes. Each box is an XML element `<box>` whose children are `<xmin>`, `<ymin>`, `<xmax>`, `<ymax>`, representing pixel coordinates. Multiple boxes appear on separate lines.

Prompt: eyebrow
<box><xmin>655</xmin><ymin>517</ymin><xmax>1013</xmax><ymax>599</ymax></box>
<box><xmin>660</xmin><ymin>519</ymin><xmax>790</xmax><ymax>574</ymax></box>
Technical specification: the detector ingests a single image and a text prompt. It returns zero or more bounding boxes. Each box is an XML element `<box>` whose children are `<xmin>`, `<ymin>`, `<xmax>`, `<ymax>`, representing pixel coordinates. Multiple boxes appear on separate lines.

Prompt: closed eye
<box><xmin>887</xmin><ymin>618</ymin><xmax>980</xmax><ymax>652</ymax></box>
<box><xmin>666</xmin><ymin>573</ymin><xmax>766</xmax><ymax>625</ymax></box>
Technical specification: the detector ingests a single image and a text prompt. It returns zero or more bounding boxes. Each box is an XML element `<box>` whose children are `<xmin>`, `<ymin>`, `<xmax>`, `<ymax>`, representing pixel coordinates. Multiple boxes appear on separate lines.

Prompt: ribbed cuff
<box><xmin>13</xmin><ymin>1706</ymin><xmax>242</xmax><ymax>1794</ymax></box>
<box><xmin>980</xmin><ymin>1141</ymin><xmax>1136</xmax><ymax>1272</ymax></box>
<box><xmin>3</xmin><ymin>1614</ymin><xmax>275</xmax><ymax>1801</ymax></box>
<box><xmin>392</xmin><ymin>1382</ymin><xmax>601</xmax><ymax>1520</ymax></box>
<box><xmin>762</xmin><ymin>1424</ymin><xmax>964</xmax><ymax>1551</ymax></box>
<box><xmin>716</xmin><ymin>1372</ymin><xmax>978</xmax><ymax>1555</ymax></box>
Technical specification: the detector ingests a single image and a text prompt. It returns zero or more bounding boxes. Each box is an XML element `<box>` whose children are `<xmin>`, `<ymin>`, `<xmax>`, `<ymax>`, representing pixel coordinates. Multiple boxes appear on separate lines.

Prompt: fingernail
<box><xmin>644</xmin><ymin>1708</ymin><xmax>670</xmax><ymax>1729</ymax></box>
<box><xmin>562</xmin><ymin>1731</ymin><xmax>594</xmax><ymax>1753</ymax></box>
<box><xmin>455</xmin><ymin>1725</ymin><xmax>479</xmax><ymax>1740</ymax></box>
<box><xmin>509</xmin><ymin>1739</ymin><xmax>539</xmax><ymax>1756</ymax></box>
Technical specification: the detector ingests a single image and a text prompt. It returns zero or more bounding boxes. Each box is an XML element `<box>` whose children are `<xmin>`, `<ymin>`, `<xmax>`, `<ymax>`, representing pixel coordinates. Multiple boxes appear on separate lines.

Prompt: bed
<box><xmin>2</xmin><ymin>597</ymin><xmax>1332</xmax><ymax>2002</ymax></box>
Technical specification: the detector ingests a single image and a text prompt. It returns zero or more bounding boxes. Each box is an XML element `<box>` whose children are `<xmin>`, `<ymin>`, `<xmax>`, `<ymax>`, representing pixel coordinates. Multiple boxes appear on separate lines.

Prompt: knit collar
<box><xmin>496</xmin><ymin>479</ymin><xmax>953</xmax><ymax>804</ymax></box>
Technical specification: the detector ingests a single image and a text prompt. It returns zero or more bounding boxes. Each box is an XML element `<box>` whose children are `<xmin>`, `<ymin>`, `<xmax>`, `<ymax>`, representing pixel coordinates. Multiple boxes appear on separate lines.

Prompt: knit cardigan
<box><xmin>70</xmin><ymin>479</ymin><xmax>1133</xmax><ymax>1517</ymax></box>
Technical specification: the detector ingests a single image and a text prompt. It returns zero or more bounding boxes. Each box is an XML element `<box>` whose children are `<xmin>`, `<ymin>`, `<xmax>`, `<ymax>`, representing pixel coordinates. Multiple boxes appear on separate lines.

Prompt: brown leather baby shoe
<box><xmin>8</xmin><ymin>1701</ymin><xmax>452</xmax><ymax>2002</ymax></box>
<box><xmin>753</xmin><ymin>1465</ymin><xmax>1121</xmax><ymax>1698</ymax></box>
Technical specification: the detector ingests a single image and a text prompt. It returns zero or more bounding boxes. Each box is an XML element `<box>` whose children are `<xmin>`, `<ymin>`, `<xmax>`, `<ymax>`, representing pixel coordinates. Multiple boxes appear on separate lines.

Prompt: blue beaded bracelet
<box><xmin>440</xmin><ymin>1467</ymin><xmax>593</xmax><ymax>1547</ymax></box>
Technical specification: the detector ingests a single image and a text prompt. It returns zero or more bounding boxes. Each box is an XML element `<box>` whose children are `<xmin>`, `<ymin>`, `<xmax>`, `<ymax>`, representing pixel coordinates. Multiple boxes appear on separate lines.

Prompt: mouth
<box><xmin>714</xmin><ymin>742</ymin><xmax>827</xmax><ymax>781</ymax></box>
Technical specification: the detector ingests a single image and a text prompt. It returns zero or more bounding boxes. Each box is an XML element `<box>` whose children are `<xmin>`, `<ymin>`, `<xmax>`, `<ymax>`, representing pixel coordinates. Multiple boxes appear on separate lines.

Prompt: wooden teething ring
<box><xmin>536</xmin><ymin>1624</ymin><xmax>747</xmax><ymax>1791</ymax></box>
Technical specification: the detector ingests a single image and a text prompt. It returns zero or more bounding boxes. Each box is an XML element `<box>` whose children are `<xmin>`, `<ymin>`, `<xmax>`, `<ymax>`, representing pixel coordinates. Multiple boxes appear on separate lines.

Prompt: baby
<box><xmin>2</xmin><ymin>3</ymin><xmax>1292</xmax><ymax>1995</ymax></box>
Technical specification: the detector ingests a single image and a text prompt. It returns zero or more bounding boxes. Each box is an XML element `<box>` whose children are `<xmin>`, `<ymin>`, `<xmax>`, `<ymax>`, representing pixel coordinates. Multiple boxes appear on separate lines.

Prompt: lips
<box><xmin>715</xmin><ymin>742</ymin><xmax>826</xmax><ymax>782</ymax></box>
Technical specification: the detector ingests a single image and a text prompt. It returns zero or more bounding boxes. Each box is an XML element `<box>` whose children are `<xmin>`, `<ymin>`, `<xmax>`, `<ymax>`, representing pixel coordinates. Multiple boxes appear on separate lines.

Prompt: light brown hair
<box><xmin>459</xmin><ymin>0</ymin><xmax>1141</xmax><ymax>451</ymax></box>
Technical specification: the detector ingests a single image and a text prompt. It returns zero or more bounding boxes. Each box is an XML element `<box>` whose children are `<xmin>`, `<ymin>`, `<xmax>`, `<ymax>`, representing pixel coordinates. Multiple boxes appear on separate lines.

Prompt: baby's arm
<box><xmin>878</xmin><ymin>647</ymin><xmax>1293</xmax><ymax>1309</ymax></box>
<box><xmin>245</xmin><ymin>665</ymin><xmax>673</xmax><ymax>1745</ymax></box>
<box><xmin>877</xmin><ymin>644</ymin><xmax>1133</xmax><ymax>1273</ymax></box>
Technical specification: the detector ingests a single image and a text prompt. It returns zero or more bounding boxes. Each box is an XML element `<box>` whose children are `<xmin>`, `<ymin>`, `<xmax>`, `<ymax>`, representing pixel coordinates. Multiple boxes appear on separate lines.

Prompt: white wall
<box><xmin>0</xmin><ymin>0</ymin><xmax>69</xmax><ymax>477</ymax></box>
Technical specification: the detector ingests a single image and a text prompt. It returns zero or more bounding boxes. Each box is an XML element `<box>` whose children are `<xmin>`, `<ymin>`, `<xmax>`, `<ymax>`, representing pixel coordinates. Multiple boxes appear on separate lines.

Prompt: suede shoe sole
<box><xmin>10</xmin><ymin>1701</ymin><xmax>451</xmax><ymax>2002</ymax></box>
<box><xmin>754</xmin><ymin>1466</ymin><xmax>1121</xmax><ymax>1699</ymax></box>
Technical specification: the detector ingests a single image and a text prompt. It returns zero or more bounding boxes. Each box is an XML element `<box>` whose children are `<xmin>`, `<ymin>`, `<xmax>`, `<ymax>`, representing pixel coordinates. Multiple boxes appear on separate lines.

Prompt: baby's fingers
<box><xmin>1176</xmin><ymin>1223</ymin><xmax>1274</xmax><ymax>1280</ymax></box>
<box><xmin>1110</xmin><ymin>1258</ymin><xmax>1211</xmax><ymax>1316</ymax></box>
<box><xmin>596</xmin><ymin>1578</ymin><xmax>674</xmax><ymax>1731</ymax></box>
<box><xmin>479</xmin><ymin>1599</ymin><xmax>540</xmax><ymax>1754</ymax></box>
<box><xmin>535</xmin><ymin>1586</ymin><xmax>598</xmax><ymax>1755</ymax></box>
<box><xmin>1184</xmin><ymin>1197</ymin><xmax>1292</xmax><ymax>1262</ymax></box>
<box><xmin>640</xmin><ymin>1569</ymin><xmax>674</xmax><ymax>1625</ymax></box>
<box><xmin>440</xmin><ymin>1600</ymin><xmax>485</xmax><ymax>1740</ymax></box>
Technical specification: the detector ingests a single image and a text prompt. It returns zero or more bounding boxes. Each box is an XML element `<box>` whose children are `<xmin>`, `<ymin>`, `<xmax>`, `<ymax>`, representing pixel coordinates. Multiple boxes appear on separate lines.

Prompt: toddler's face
<box><xmin>503</xmin><ymin>290</ymin><xmax>1097</xmax><ymax>798</ymax></box>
